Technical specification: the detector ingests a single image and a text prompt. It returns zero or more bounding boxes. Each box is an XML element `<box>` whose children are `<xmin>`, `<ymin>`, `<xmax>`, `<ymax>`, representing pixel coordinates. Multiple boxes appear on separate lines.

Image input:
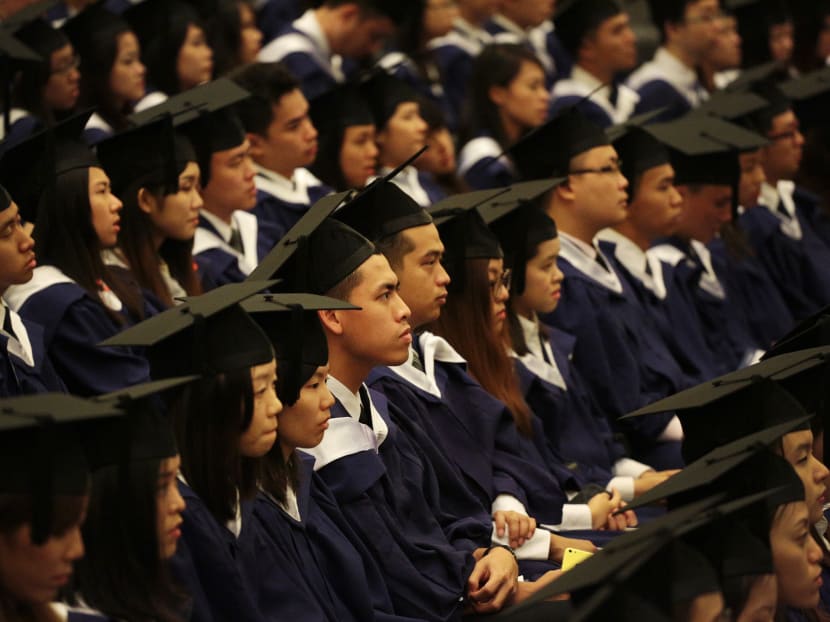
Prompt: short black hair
<box><xmin>229</xmin><ymin>61</ymin><xmax>301</xmax><ymax>136</ymax></box>
<box><xmin>647</xmin><ymin>0</ymin><xmax>699</xmax><ymax>43</ymax></box>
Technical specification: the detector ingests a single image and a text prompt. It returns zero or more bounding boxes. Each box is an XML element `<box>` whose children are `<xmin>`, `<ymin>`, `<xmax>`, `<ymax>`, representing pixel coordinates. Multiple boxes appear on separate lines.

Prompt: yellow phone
<box><xmin>561</xmin><ymin>547</ymin><xmax>594</xmax><ymax>572</ymax></box>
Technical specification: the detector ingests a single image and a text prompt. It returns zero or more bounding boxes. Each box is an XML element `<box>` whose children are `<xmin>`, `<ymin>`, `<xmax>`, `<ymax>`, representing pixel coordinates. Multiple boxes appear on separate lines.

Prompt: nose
<box><xmin>807</xmin><ymin>536</ymin><xmax>822</xmax><ymax>563</ymax></box>
<box><xmin>618</xmin><ymin>171</ymin><xmax>629</xmax><ymax>190</ymax></box>
<box><xmin>137</xmin><ymin>60</ymin><xmax>146</xmax><ymax>77</ymax></box>
<box><xmin>112</xmin><ymin>193</ymin><xmax>123</xmax><ymax>212</ymax></box>
<box><xmin>669</xmin><ymin>185</ymin><xmax>683</xmax><ymax>207</ymax></box>
<box><xmin>243</xmin><ymin>157</ymin><xmax>256</xmax><ymax>180</ymax></box>
<box><xmin>306</xmin><ymin>119</ymin><xmax>318</xmax><ymax>141</ymax></box>
<box><xmin>367</xmin><ymin>140</ymin><xmax>379</xmax><ymax>160</ymax></box>
<box><xmin>65</xmin><ymin>526</ymin><xmax>84</xmax><ymax>562</ymax></box>
<box><xmin>552</xmin><ymin>265</ymin><xmax>564</xmax><ymax>285</ymax></box>
<box><xmin>814</xmin><ymin>456</ymin><xmax>830</xmax><ymax>482</ymax></box>
<box><xmin>795</xmin><ymin>129</ymin><xmax>805</xmax><ymax>148</ymax></box>
<box><xmin>393</xmin><ymin>292</ymin><xmax>411</xmax><ymax>322</ymax></box>
<box><xmin>416</xmin><ymin>116</ymin><xmax>428</xmax><ymax>135</ymax></box>
<box><xmin>321</xmin><ymin>385</ymin><xmax>336</xmax><ymax>410</ymax></box>
<box><xmin>18</xmin><ymin>227</ymin><xmax>34</xmax><ymax>252</ymax></box>
<box><xmin>191</xmin><ymin>188</ymin><xmax>204</xmax><ymax>211</ymax></box>
<box><xmin>437</xmin><ymin>261</ymin><xmax>451</xmax><ymax>287</ymax></box>
<box><xmin>171</xmin><ymin>483</ymin><xmax>186</xmax><ymax>513</ymax></box>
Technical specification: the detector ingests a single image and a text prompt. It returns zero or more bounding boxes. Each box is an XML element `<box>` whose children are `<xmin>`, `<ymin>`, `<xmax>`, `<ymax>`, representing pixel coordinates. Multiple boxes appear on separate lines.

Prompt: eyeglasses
<box><xmin>489</xmin><ymin>269</ymin><xmax>512</xmax><ymax>297</ymax></box>
<box><xmin>569</xmin><ymin>160</ymin><xmax>623</xmax><ymax>176</ymax></box>
<box><xmin>50</xmin><ymin>54</ymin><xmax>80</xmax><ymax>76</ymax></box>
<box><xmin>683</xmin><ymin>11</ymin><xmax>725</xmax><ymax>26</ymax></box>
<box><xmin>767</xmin><ymin>129</ymin><xmax>802</xmax><ymax>143</ymax></box>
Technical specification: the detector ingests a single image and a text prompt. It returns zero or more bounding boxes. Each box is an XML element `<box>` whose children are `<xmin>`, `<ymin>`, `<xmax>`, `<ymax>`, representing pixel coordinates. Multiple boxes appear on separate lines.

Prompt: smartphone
<box><xmin>561</xmin><ymin>547</ymin><xmax>594</xmax><ymax>572</ymax></box>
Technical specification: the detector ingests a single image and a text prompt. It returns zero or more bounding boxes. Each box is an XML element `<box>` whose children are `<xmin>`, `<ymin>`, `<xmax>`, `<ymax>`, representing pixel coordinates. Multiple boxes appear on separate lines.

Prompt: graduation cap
<box><xmin>243</xmin><ymin>294</ymin><xmax>359</xmax><ymax>405</ymax></box>
<box><xmin>693</xmin><ymin>90</ymin><xmax>770</xmax><ymax>124</ymax></box>
<box><xmin>2</xmin><ymin>0</ymin><xmax>60</xmax><ymax>31</ymax></box>
<box><xmin>724</xmin><ymin>60</ymin><xmax>790</xmax><ymax>94</ymax></box>
<box><xmin>508</xmin><ymin>107</ymin><xmax>610</xmax><ymax>181</ymax></box>
<box><xmin>765</xmin><ymin>307</ymin><xmax>830</xmax><ymax>358</ymax></box>
<box><xmin>309</xmin><ymin>82</ymin><xmax>374</xmax><ymax>135</ymax></box>
<box><xmin>482</xmin><ymin>180</ymin><xmax>563</xmax><ymax>295</ymax></box>
<box><xmin>100</xmin><ymin>281</ymin><xmax>276</xmax><ymax>378</ymax></box>
<box><xmin>0</xmin><ymin>393</ymin><xmax>122</xmax><ymax>543</ymax></box>
<box><xmin>0</xmin><ymin>21</ymin><xmax>42</xmax><ymax>133</ymax></box>
<box><xmin>779</xmin><ymin>67</ymin><xmax>830</xmax><ymax>132</ymax></box>
<box><xmin>553</xmin><ymin>0</ymin><xmax>623</xmax><ymax>57</ymax></box>
<box><xmin>610</xmin><ymin>126</ymin><xmax>671</xmax><ymax>191</ymax></box>
<box><xmin>8</xmin><ymin>9</ymin><xmax>67</xmax><ymax>84</ymax></box>
<box><xmin>97</xmin><ymin>115</ymin><xmax>196</xmax><ymax>196</ymax></box>
<box><xmin>0</xmin><ymin>109</ymin><xmax>97</xmax><ymax>222</ymax></box>
<box><xmin>358</xmin><ymin>70</ymin><xmax>419</xmax><ymax>130</ymax></box>
<box><xmin>129</xmin><ymin>79</ymin><xmax>251</xmax><ymax>187</ymax></box>
<box><xmin>625</xmin><ymin>346</ymin><xmax>830</xmax><ymax>461</ymax></box>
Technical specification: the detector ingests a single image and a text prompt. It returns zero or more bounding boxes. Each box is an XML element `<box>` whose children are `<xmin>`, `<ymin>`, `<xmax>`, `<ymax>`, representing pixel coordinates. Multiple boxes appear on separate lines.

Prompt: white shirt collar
<box><xmin>454</xmin><ymin>17</ymin><xmax>493</xmax><ymax>45</ymax></box>
<box><xmin>294</xmin><ymin>9</ymin><xmax>331</xmax><ymax>60</ymax></box>
<box><xmin>379</xmin><ymin>165</ymin><xmax>430</xmax><ymax>208</ymax></box>
<box><xmin>388</xmin><ymin>331</ymin><xmax>465</xmax><ymax>398</ymax></box>
<box><xmin>758</xmin><ymin>180</ymin><xmax>802</xmax><ymax>239</ymax></box>
<box><xmin>651</xmin><ymin>47</ymin><xmax>706</xmax><ymax>106</ymax></box>
<box><xmin>326</xmin><ymin>375</ymin><xmax>388</xmax><ymax>446</ymax></box>
<box><xmin>570</xmin><ymin>66</ymin><xmax>608</xmax><ymax>99</ymax></box>
<box><xmin>0</xmin><ymin>298</ymin><xmax>34</xmax><ymax>367</ymax></box>
<box><xmin>558</xmin><ymin>231</ymin><xmax>624</xmax><ymax>294</ymax></box>
<box><xmin>516</xmin><ymin>314</ymin><xmax>567</xmax><ymax>390</ymax></box>
<box><xmin>490</xmin><ymin>14</ymin><xmax>527</xmax><ymax>40</ymax></box>
<box><xmin>200</xmin><ymin>208</ymin><xmax>233</xmax><ymax>243</ymax></box>
<box><xmin>597</xmin><ymin>228</ymin><xmax>666</xmax><ymax>299</ymax></box>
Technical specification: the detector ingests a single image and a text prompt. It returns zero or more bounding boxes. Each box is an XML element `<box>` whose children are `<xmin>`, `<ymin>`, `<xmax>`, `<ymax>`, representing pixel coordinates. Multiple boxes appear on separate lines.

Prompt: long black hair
<box><xmin>71</xmin><ymin>459</ymin><xmax>186</xmax><ymax>622</ymax></box>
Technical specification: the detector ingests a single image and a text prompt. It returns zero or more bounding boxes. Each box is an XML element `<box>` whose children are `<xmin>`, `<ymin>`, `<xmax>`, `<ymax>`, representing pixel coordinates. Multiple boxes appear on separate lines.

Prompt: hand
<box><xmin>603</xmin><ymin>501</ymin><xmax>638</xmax><ymax>531</ymax></box>
<box><xmin>493</xmin><ymin>510</ymin><xmax>537</xmax><ymax>548</ymax></box>
<box><xmin>587</xmin><ymin>489</ymin><xmax>638</xmax><ymax>530</ymax></box>
<box><xmin>466</xmin><ymin>547</ymin><xmax>519</xmax><ymax>614</ymax></box>
<box><xmin>507</xmin><ymin>570</ymin><xmax>569</xmax><ymax>605</ymax></box>
<box><xmin>633</xmin><ymin>469</ymin><xmax>681</xmax><ymax>497</ymax></box>
<box><xmin>548</xmin><ymin>534</ymin><xmax>597</xmax><ymax>562</ymax></box>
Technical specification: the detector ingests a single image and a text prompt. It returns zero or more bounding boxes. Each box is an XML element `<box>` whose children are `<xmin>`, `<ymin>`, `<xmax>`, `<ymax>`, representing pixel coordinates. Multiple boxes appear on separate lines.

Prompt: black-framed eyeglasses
<box><xmin>50</xmin><ymin>54</ymin><xmax>80</xmax><ymax>76</ymax></box>
<box><xmin>489</xmin><ymin>269</ymin><xmax>512</xmax><ymax>297</ymax></box>
<box><xmin>569</xmin><ymin>160</ymin><xmax>623</xmax><ymax>176</ymax></box>
<box><xmin>683</xmin><ymin>10</ymin><xmax>725</xmax><ymax>26</ymax></box>
<box><xmin>767</xmin><ymin>129</ymin><xmax>802</xmax><ymax>143</ymax></box>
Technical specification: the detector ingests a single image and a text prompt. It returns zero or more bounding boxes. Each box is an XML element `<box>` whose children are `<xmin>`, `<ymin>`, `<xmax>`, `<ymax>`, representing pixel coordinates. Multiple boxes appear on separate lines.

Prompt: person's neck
<box><xmin>513</xmin><ymin>300</ymin><xmax>535</xmax><ymax>323</ymax></box>
<box><xmin>664</xmin><ymin>41</ymin><xmax>696</xmax><ymax>70</ymax></box>
<box><xmin>763</xmin><ymin>170</ymin><xmax>783</xmax><ymax>187</ymax></box>
<box><xmin>327</xmin><ymin>344</ymin><xmax>373</xmax><ymax>395</ymax></box>
<box><xmin>500</xmin><ymin>112</ymin><xmax>523</xmax><ymax>145</ymax></box>
<box><xmin>202</xmin><ymin>202</ymin><xmax>234</xmax><ymax>225</ymax></box>
<box><xmin>698</xmin><ymin>62</ymin><xmax>717</xmax><ymax>93</ymax></box>
<box><xmin>459</xmin><ymin>7</ymin><xmax>490</xmax><ymax>27</ymax></box>
<box><xmin>259</xmin><ymin>157</ymin><xmax>295</xmax><ymax>180</ymax></box>
<box><xmin>612</xmin><ymin>221</ymin><xmax>652</xmax><ymax>252</ymax></box>
<box><xmin>0</xmin><ymin>285</ymin><xmax>8</xmax><ymax>298</ymax></box>
<box><xmin>151</xmin><ymin>228</ymin><xmax>166</xmax><ymax>251</ymax></box>
<box><xmin>548</xmin><ymin>202</ymin><xmax>600</xmax><ymax>246</ymax></box>
<box><xmin>313</xmin><ymin>7</ymin><xmax>338</xmax><ymax>53</ymax></box>
<box><xmin>279</xmin><ymin>441</ymin><xmax>294</xmax><ymax>464</ymax></box>
<box><xmin>577</xmin><ymin>60</ymin><xmax>614</xmax><ymax>87</ymax></box>
<box><xmin>497</xmin><ymin>11</ymin><xmax>528</xmax><ymax>31</ymax></box>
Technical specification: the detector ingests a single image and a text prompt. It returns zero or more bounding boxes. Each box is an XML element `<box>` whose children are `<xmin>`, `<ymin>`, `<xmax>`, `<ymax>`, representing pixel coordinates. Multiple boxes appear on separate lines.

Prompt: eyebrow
<box><xmin>422</xmin><ymin>249</ymin><xmax>443</xmax><ymax>259</ymax></box>
<box><xmin>377</xmin><ymin>280</ymin><xmax>398</xmax><ymax>294</ymax></box>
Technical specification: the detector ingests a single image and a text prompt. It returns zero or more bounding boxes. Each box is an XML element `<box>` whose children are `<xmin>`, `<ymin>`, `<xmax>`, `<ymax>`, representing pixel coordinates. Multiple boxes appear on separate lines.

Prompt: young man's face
<box><xmin>334</xmin><ymin>254</ymin><xmax>413</xmax><ymax>367</ymax></box>
<box><xmin>675</xmin><ymin>184</ymin><xmax>732</xmax><ymax>244</ymax></box>
<box><xmin>705</xmin><ymin>14</ymin><xmax>741</xmax><ymax>71</ymax></box>
<box><xmin>761</xmin><ymin>110</ymin><xmax>804</xmax><ymax>183</ymax></box>
<box><xmin>568</xmin><ymin>145</ymin><xmax>629</xmax><ymax>230</ymax></box>
<box><xmin>338</xmin><ymin>11</ymin><xmax>396</xmax><ymax>59</ymax></box>
<box><xmin>583</xmin><ymin>11</ymin><xmax>638</xmax><ymax>74</ymax></box>
<box><xmin>670</xmin><ymin>0</ymin><xmax>721</xmax><ymax>63</ymax></box>
<box><xmin>500</xmin><ymin>0</ymin><xmax>555</xmax><ymax>29</ymax></box>
<box><xmin>250</xmin><ymin>89</ymin><xmax>318</xmax><ymax>178</ymax></box>
<box><xmin>201</xmin><ymin>139</ymin><xmax>257</xmax><ymax>216</ymax></box>
<box><xmin>628</xmin><ymin>163</ymin><xmax>684</xmax><ymax>241</ymax></box>
<box><xmin>391</xmin><ymin>223</ymin><xmax>450</xmax><ymax>329</ymax></box>
<box><xmin>0</xmin><ymin>200</ymin><xmax>36</xmax><ymax>292</ymax></box>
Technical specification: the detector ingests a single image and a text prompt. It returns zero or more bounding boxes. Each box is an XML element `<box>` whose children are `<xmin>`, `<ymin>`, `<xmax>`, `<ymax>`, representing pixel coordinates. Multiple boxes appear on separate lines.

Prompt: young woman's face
<box><xmin>0</xmin><ymin>200</ymin><xmax>36</xmax><ymax>292</ymax></box>
<box><xmin>376</xmin><ymin>102</ymin><xmax>427</xmax><ymax>169</ymax></box>
<box><xmin>142</xmin><ymin>162</ymin><xmax>203</xmax><ymax>243</ymax></box>
<box><xmin>423</xmin><ymin>0</ymin><xmax>459</xmax><ymax>40</ymax></box>
<box><xmin>109</xmin><ymin>31</ymin><xmax>146</xmax><ymax>104</ymax></box>
<box><xmin>487</xmin><ymin>258</ymin><xmax>510</xmax><ymax>335</ymax></box>
<box><xmin>418</xmin><ymin>127</ymin><xmax>456</xmax><ymax>176</ymax></box>
<box><xmin>238</xmin><ymin>2</ymin><xmax>263</xmax><ymax>64</ymax></box>
<box><xmin>515</xmin><ymin>237</ymin><xmax>563</xmax><ymax>317</ymax></box>
<box><xmin>768</xmin><ymin>21</ymin><xmax>794</xmax><ymax>64</ymax></box>
<box><xmin>239</xmin><ymin>359</ymin><xmax>282</xmax><ymax>458</ymax></box>
<box><xmin>44</xmin><ymin>43</ymin><xmax>80</xmax><ymax>112</ymax></box>
<box><xmin>339</xmin><ymin>124</ymin><xmax>378</xmax><ymax>188</ymax></box>
<box><xmin>493</xmin><ymin>60</ymin><xmax>550</xmax><ymax>133</ymax></box>
<box><xmin>88</xmin><ymin>166</ymin><xmax>123</xmax><ymax>249</ymax></box>
<box><xmin>0</xmin><ymin>500</ymin><xmax>87</xmax><ymax>604</ymax></box>
<box><xmin>770</xmin><ymin>501</ymin><xmax>823</xmax><ymax>609</ymax></box>
<box><xmin>177</xmin><ymin>24</ymin><xmax>213</xmax><ymax>92</ymax></box>
<box><xmin>780</xmin><ymin>430</ymin><xmax>829</xmax><ymax>524</ymax></box>
<box><xmin>738</xmin><ymin>150</ymin><xmax>766</xmax><ymax>208</ymax></box>
<box><xmin>277</xmin><ymin>365</ymin><xmax>334</xmax><ymax>455</ymax></box>
<box><xmin>155</xmin><ymin>455</ymin><xmax>185</xmax><ymax>560</ymax></box>
<box><xmin>735</xmin><ymin>573</ymin><xmax>777</xmax><ymax>622</ymax></box>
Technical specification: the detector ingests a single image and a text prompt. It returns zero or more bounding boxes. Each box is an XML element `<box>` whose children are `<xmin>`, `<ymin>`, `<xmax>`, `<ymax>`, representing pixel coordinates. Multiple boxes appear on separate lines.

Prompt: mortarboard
<box><xmin>507</xmin><ymin>107</ymin><xmax>610</xmax><ymax>180</ymax></box>
<box><xmin>553</xmin><ymin>0</ymin><xmax>623</xmax><ymax>57</ymax></box>
<box><xmin>97</xmin><ymin>115</ymin><xmax>196</xmax><ymax>196</ymax></box>
<box><xmin>693</xmin><ymin>90</ymin><xmax>770</xmax><ymax>130</ymax></box>
<box><xmin>333</xmin><ymin>178</ymin><xmax>432</xmax><ymax>243</ymax></box>
<box><xmin>724</xmin><ymin>60</ymin><xmax>790</xmax><ymax>94</ymax></box>
<box><xmin>0</xmin><ymin>20</ymin><xmax>42</xmax><ymax>133</ymax></box>
<box><xmin>611</xmin><ymin>126</ymin><xmax>671</xmax><ymax>190</ymax></box>
<box><xmin>243</xmin><ymin>293</ymin><xmax>359</xmax><ymax>405</ymax></box>
<box><xmin>0</xmin><ymin>393</ymin><xmax>122</xmax><ymax>543</ymax></box>
<box><xmin>359</xmin><ymin>70</ymin><xmax>419</xmax><ymax>130</ymax></box>
<box><xmin>100</xmin><ymin>280</ymin><xmax>276</xmax><ymax>378</ymax></box>
<box><xmin>129</xmin><ymin>79</ymin><xmax>250</xmax><ymax>187</ymax></box>
<box><xmin>779</xmin><ymin>67</ymin><xmax>830</xmax><ymax>133</ymax></box>
<box><xmin>482</xmin><ymin>179</ymin><xmax>563</xmax><ymax>295</ymax></box>
<box><xmin>309</xmin><ymin>82</ymin><xmax>374</xmax><ymax>135</ymax></box>
<box><xmin>9</xmin><ymin>9</ymin><xmax>66</xmax><ymax>73</ymax></box>
<box><xmin>765</xmin><ymin>307</ymin><xmax>830</xmax><ymax>358</ymax></box>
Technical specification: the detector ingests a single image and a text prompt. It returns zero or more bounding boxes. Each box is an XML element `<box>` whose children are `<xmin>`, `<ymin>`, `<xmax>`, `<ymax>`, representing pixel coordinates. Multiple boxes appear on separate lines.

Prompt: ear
<box><xmin>137</xmin><ymin>187</ymin><xmax>158</xmax><ymax>215</ymax></box>
<box><xmin>338</xmin><ymin>3</ymin><xmax>361</xmax><ymax>25</ymax></box>
<box><xmin>489</xmin><ymin>84</ymin><xmax>508</xmax><ymax>108</ymax></box>
<box><xmin>247</xmin><ymin>131</ymin><xmax>266</xmax><ymax>161</ymax></box>
<box><xmin>318</xmin><ymin>308</ymin><xmax>345</xmax><ymax>337</ymax></box>
<box><xmin>555</xmin><ymin>178</ymin><xmax>576</xmax><ymax>203</ymax></box>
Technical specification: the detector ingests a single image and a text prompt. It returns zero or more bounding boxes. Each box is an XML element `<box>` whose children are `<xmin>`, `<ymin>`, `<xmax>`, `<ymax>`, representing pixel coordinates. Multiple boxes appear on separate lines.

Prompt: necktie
<box><xmin>538</xmin><ymin>332</ymin><xmax>552</xmax><ymax>365</ymax></box>
<box><xmin>608</xmin><ymin>84</ymin><xmax>619</xmax><ymax>107</ymax></box>
<box><xmin>776</xmin><ymin>199</ymin><xmax>792</xmax><ymax>221</ymax></box>
<box><xmin>411</xmin><ymin>348</ymin><xmax>424</xmax><ymax>372</ymax></box>
<box><xmin>644</xmin><ymin>260</ymin><xmax>653</xmax><ymax>277</ymax></box>
<box><xmin>228</xmin><ymin>227</ymin><xmax>244</xmax><ymax>253</ymax></box>
<box><xmin>2</xmin><ymin>308</ymin><xmax>15</xmax><ymax>340</ymax></box>
<box><xmin>358</xmin><ymin>386</ymin><xmax>373</xmax><ymax>428</ymax></box>
<box><xmin>594</xmin><ymin>249</ymin><xmax>610</xmax><ymax>272</ymax></box>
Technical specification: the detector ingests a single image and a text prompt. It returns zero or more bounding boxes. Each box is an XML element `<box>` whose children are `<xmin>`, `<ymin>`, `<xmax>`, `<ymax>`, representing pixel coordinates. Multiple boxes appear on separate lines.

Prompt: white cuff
<box><xmin>607</xmin><ymin>476</ymin><xmax>635</xmax><ymax>502</ymax></box>
<box><xmin>657</xmin><ymin>415</ymin><xmax>683</xmax><ymax>442</ymax></box>
<box><xmin>551</xmin><ymin>504</ymin><xmax>593</xmax><ymax>531</ymax></box>
<box><xmin>491</xmin><ymin>524</ymin><xmax>552</xmax><ymax>560</ymax></box>
<box><xmin>613</xmin><ymin>457</ymin><xmax>653</xmax><ymax>479</ymax></box>
<box><xmin>491</xmin><ymin>494</ymin><xmax>529</xmax><ymax>516</ymax></box>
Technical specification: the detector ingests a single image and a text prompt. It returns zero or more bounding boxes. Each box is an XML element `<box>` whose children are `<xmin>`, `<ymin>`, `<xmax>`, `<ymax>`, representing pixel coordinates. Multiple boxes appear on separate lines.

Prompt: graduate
<box><xmin>96</xmin><ymin>116</ymin><xmax>203</xmax><ymax>310</ymax></box>
<box><xmin>698</xmin><ymin>9</ymin><xmax>742</xmax><ymax>93</ymax></box>
<box><xmin>508</xmin><ymin>108</ymin><xmax>691</xmax><ymax>469</ymax></box>
<box><xmin>2</xmin><ymin>113</ymin><xmax>151</xmax><ymax>396</ymax></box>
<box><xmin>359</xmin><ymin>72</ymin><xmax>445</xmax><ymax>208</ymax></box>
<box><xmin>103</xmin><ymin>283</ymin><xmax>285</xmax><ymax>621</ymax></box>
<box><xmin>61</xmin><ymin>3</ymin><xmax>146</xmax><ymax>143</ymax></box>
<box><xmin>0</xmin><ymin>184</ymin><xmax>65</xmax><ymax>396</ymax></box>
<box><xmin>0</xmin><ymin>394</ymin><xmax>122</xmax><ymax>622</ymax></box>
<box><xmin>307</xmin><ymin>82</ymin><xmax>378</xmax><ymax>191</ymax></box>
<box><xmin>415</xmin><ymin>97</ymin><xmax>467</xmax><ymax>197</ymax></box>
<box><xmin>248</xmin><ymin>294</ymin><xmax>424</xmax><ymax>621</ymax></box>
<box><xmin>549</xmin><ymin>0</ymin><xmax>640</xmax><ymax>128</ymax></box>
<box><xmin>68</xmin><ymin>379</ymin><xmax>190</xmax><ymax>621</ymax></box>
<box><xmin>457</xmin><ymin>43</ymin><xmax>549</xmax><ymax>191</ymax></box>
<box><xmin>626</xmin><ymin>0</ymin><xmax>717</xmax><ymax>121</ymax></box>
<box><xmin>230</xmin><ymin>61</ymin><xmax>331</xmax><ymax>253</ymax></box>
<box><xmin>133</xmin><ymin>80</ymin><xmax>262</xmax><ymax>290</ymax></box>
<box><xmin>200</xmin><ymin>0</ymin><xmax>263</xmax><ymax>77</ymax></box>
<box><xmin>257</xmin><ymin>0</ymin><xmax>402</xmax><ymax>100</ymax></box>
<box><xmin>487</xmin><ymin>192</ymin><xmax>676</xmax><ymax>503</ymax></box>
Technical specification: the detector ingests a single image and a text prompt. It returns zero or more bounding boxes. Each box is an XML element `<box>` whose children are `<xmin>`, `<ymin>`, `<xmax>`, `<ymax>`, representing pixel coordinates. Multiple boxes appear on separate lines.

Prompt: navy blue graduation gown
<box><xmin>193</xmin><ymin>213</ymin><xmax>261</xmax><ymax>291</ymax></box>
<box><xmin>256</xmin><ymin>0</ymin><xmax>302</xmax><ymax>44</ymax></box>
<box><xmin>458</xmin><ymin>131</ymin><xmax>517</xmax><ymax>191</ymax></box>
<box><xmin>429</xmin><ymin>29</ymin><xmax>480</xmax><ymax>126</ymax></box>
<box><xmin>382</xmin><ymin>52</ymin><xmax>458</xmax><ymax>134</ymax></box>
<box><xmin>314</xmin><ymin>390</ymin><xmax>476</xmax><ymax>621</ymax></box>
<box><xmin>254</xmin><ymin>453</ymin><xmax>422</xmax><ymax>622</ymax></box>
<box><xmin>65</xmin><ymin>612</ymin><xmax>112</xmax><ymax>622</ymax></box>
<box><xmin>0</xmin><ymin>314</ymin><xmax>66</xmax><ymax>397</ymax></box>
<box><xmin>542</xmin><ymin>255</ymin><xmax>685</xmax><ymax>469</ymax></box>
<box><xmin>550</xmin><ymin>95</ymin><xmax>614</xmax><ymax>128</ymax></box>
<box><xmin>630</xmin><ymin>80</ymin><xmax>693</xmax><ymax>122</ymax></box>
<box><xmin>170</xmin><ymin>481</ymin><xmax>265</xmax><ymax>622</ymax></box>
<box><xmin>253</xmin><ymin>180</ymin><xmax>331</xmax><ymax>254</ymax></box>
<box><xmin>739</xmin><ymin>206</ymin><xmax>830</xmax><ymax>321</ymax></box>
<box><xmin>796</xmin><ymin>190</ymin><xmax>830</xmax><ymax>249</ymax></box>
<box><xmin>0</xmin><ymin>113</ymin><xmax>41</xmax><ymax>153</ymax></box>
<box><xmin>6</xmin><ymin>273</ymin><xmax>150</xmax><ymax>396</ymax></box>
